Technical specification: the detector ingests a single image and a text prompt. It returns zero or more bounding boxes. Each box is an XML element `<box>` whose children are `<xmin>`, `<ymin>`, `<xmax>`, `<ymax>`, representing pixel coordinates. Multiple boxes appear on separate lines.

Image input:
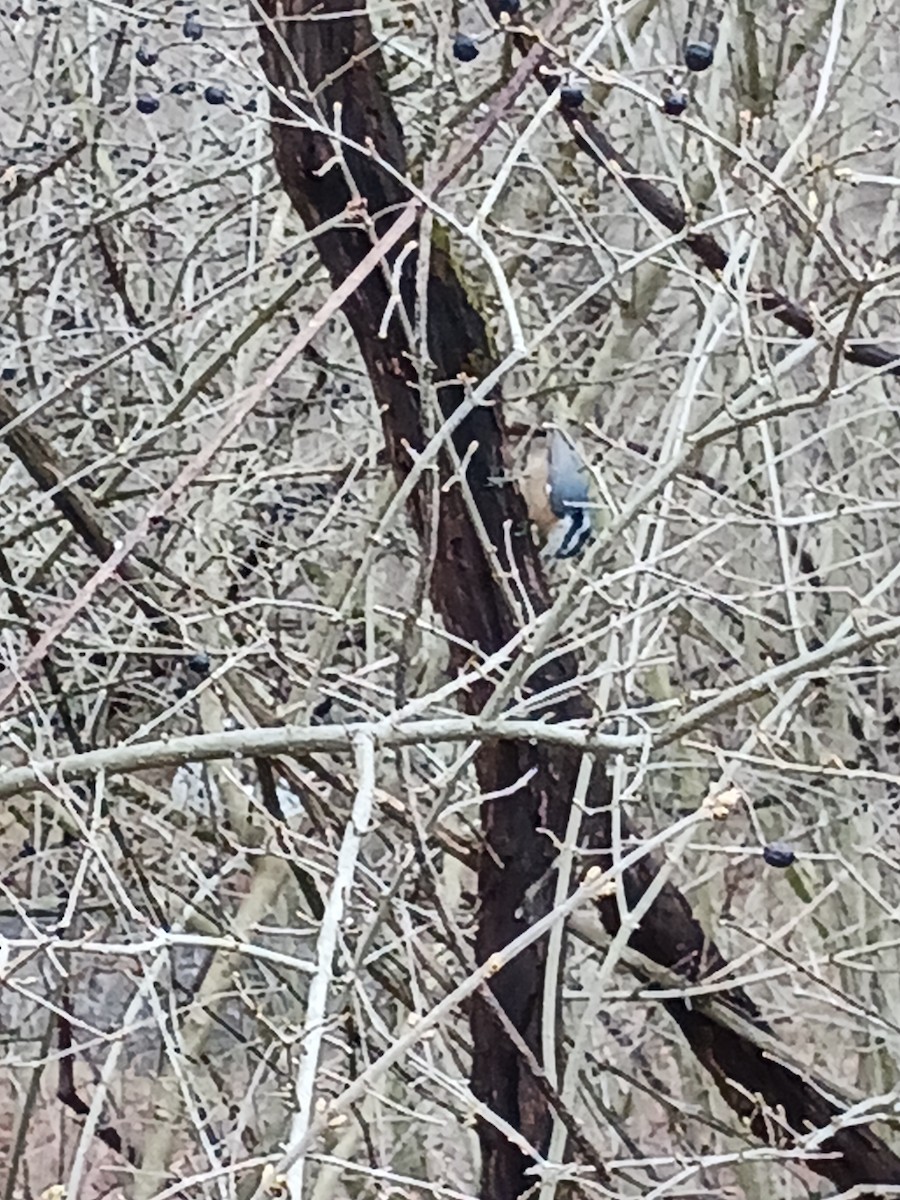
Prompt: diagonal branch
<box><xmin>495</xmin><ymin>1</ymin><xmax>900</xmax><ymax>377</ymax></box>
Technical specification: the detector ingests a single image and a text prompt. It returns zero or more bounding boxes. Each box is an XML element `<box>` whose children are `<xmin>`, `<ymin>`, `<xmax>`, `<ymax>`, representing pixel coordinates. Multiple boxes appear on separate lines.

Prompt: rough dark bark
<box><xmin>255</xmin><ymin>9</ymin><xmax>579</xmax><ymax>1191</ymax></box>
<box><xmin>253</xmin><ymin>3</ymin><xmax>900</xmax><ymax>1197</ymax></box>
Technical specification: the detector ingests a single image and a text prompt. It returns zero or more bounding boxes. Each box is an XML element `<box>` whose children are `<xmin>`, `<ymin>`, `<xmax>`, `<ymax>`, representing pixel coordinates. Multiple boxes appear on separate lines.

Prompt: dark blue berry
<box><xmin>136</xmin><ymin>45</ymin><xmax>158</xmax><ymax>66</ymax></box>
<box><xmin>136</xmin><ymin>94</ymin><xmax>160</xmax><ymax>115</ymax></box>
<box><xmin>204</xmin><ymin>85</ymin><xmax>228</xmax><ymax>105</ymax></box>
<box><xmin>452</xmin><ymin>33</ymin><xmax>479</xmax><ymax>62</ymax></box>
<box><xmin>187</xmin><ymin>652</ymin><xmax>211</xmax><ymax>675</ymax></box>
<box><xmin>559</xmin><ymin>85</ymin><xmax>584</xmax><ymax>109</ymax></box>
<box><xmin>183</xmin><ymin>13</ymin><xmax>203</xmax><ymax>40</ymax></box>
<box><xmin>763</xmin><ymin>843</ymin><xmax>795</xmax><ymax>869</ymax></box>
<box><xmin>684</xmin><ymin>41</ymin><xmax>714</xmax><ymax>71</ymax></box>
<box><xmin>662</xmin><ymin>90</ymin><xmax>688</xmax><ymax>116</ymax></box>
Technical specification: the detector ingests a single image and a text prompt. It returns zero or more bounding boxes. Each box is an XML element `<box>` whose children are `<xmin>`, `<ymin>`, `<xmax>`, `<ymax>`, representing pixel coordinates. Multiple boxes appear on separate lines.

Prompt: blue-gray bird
<box><xmin>520</xmin><ymin>429</ymin><xmax>593</xmax><ymax>559</ymax></box>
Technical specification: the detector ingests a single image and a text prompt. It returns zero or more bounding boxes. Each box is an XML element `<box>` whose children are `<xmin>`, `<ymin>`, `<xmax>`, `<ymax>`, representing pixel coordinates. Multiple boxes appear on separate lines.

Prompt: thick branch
<box><xmin>0</xmin><ymin>716</ymin><xmax>641</xmax><ymax>800</ymax></box>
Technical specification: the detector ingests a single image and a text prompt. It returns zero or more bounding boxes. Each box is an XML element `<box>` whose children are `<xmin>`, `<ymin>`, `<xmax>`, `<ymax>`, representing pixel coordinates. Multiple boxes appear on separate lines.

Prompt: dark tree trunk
<box><xmin>254</xmin><ymin>8</ymin><xmax>582</xmax><ymax>1192</ymax></box>
<box><xmin>253</xmin><ymin>2</ymin><xmax>900</xmax><ymax>1195</ymax></box>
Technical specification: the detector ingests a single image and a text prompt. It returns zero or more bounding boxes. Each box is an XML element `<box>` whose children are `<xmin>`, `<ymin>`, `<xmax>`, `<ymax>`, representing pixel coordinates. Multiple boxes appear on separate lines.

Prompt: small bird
<box><xmin>518</xmin><ymin>428</ymin><xmax>593</xmax><ymax>559</ymax></box>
